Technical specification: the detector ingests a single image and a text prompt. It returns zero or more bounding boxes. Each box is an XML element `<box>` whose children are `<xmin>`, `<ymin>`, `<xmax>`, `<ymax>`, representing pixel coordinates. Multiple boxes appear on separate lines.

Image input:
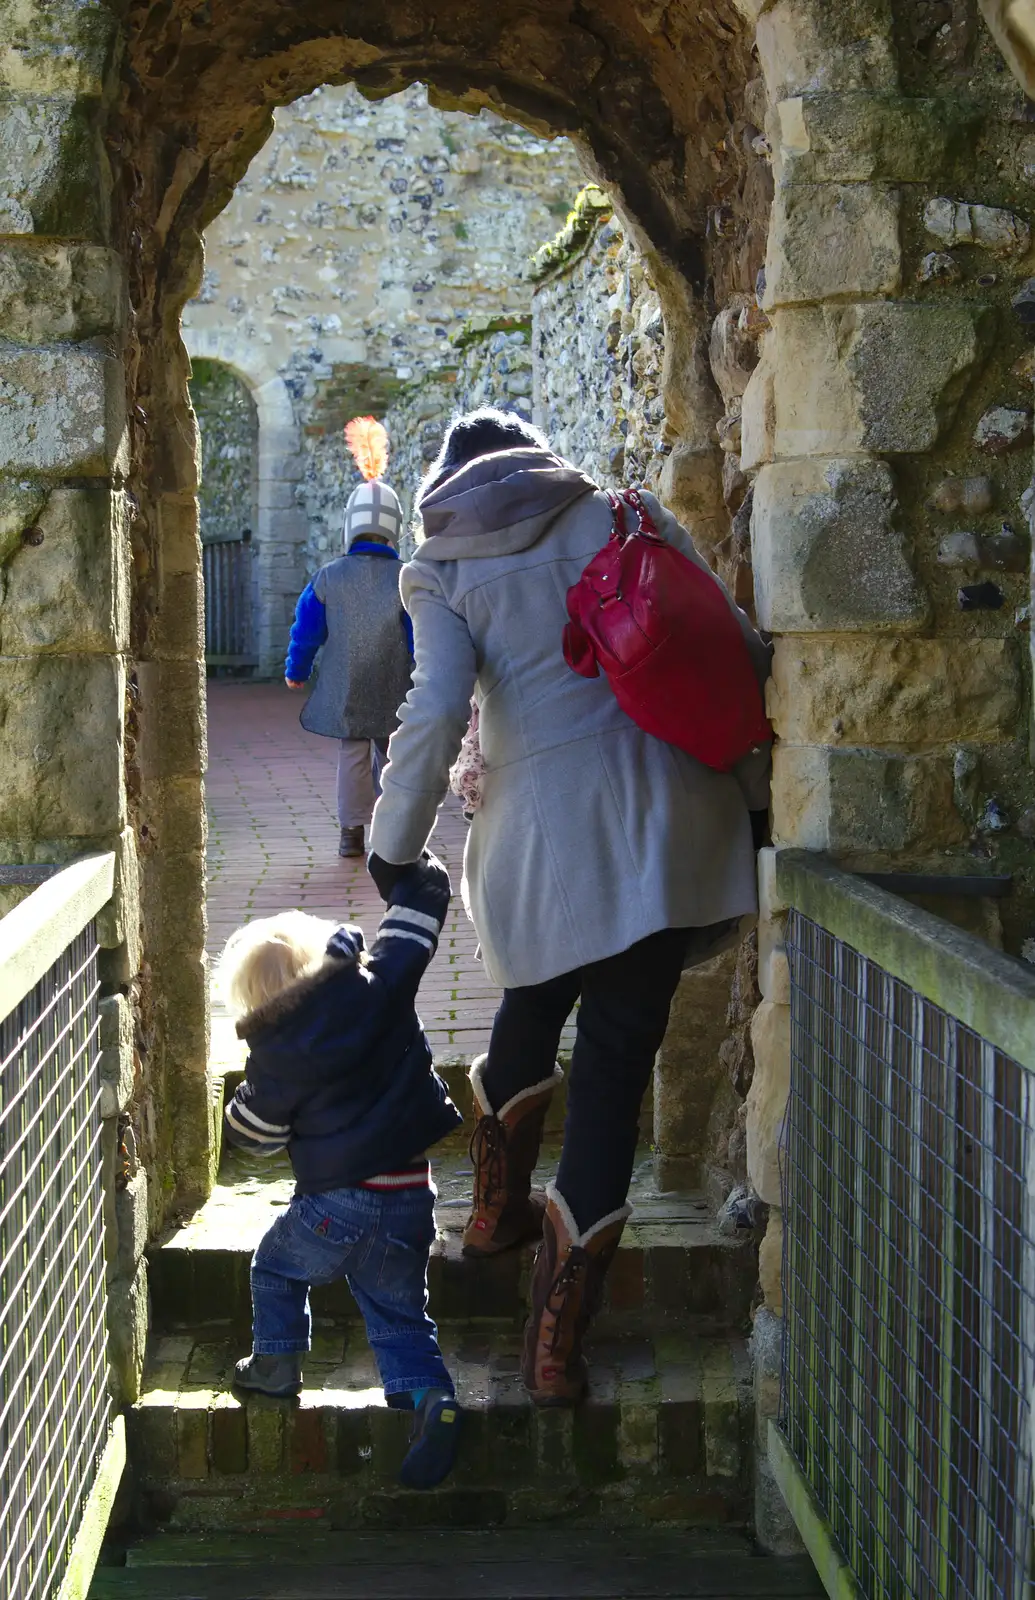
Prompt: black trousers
<box><xmin>481</xmin><ymin>928</ymin><xmax>688</xmax><ymax>1234</ymax></box>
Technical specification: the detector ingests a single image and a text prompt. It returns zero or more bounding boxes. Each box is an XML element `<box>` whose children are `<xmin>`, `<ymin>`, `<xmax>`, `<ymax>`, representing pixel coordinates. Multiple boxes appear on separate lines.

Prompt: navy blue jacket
<box><xmin>223</xmin><ymin>856</ymin><xmax>461</xmax><ymax>1192</ymax></box>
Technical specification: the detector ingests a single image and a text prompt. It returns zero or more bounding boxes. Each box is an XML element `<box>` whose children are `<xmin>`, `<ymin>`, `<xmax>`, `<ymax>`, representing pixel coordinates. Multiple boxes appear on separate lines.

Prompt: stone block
<box><xmin>107</xmin><ymin>1258</ymin><xmax>148</xmax><ymax>1405</ymax></box>
<box><xmin>924</xmin><ymin>197</ymin><xmax>1029</xmax><ymax>255</ymax></box>
<box><xmin>0</xmin><ymin>341</ymin><xmax>125</xmax><ymax>474</ymax></box>
<box><xmin>763</xmin><ymin>184</ymin><xmax>901</xmax><ymax>308</ymax></box>
<box><xmin>751</xmin><ymin>1309</ymin><xmax>803</xmax><ymax>1554</ymax></box>
<box><xmin>0</xmin><ymin>653</ymin><xmax>125</xmax><ymax>837</ymax></box>
<box><xmin>0</xmin><ymin>478</ymin><xmax>46</xmax><ymax>564</ymax></box>
<box><xmin>654</xmin><ymin>948</ymin><xmax>739</xmax><ymax>1190</ymax></box>
<box><xmin>0</xmin><ymin>242</ymin><xmax>123</xmax><ymax>343</ymax></box>
<box><xmin>0</xmin><ymin>1</ymin><xmax>120</xmax><ymax>99</ymax></box>
<box><xmin>144</xmin><ymin>775</ymin><xmax>207</xmax><ymax>855</ymax></box>
<box><xmin>151</xmin><ymin>569</ymin><xmax>204</xmax><ymax>661</ymax></box>
<box><xmin>771</xmin><ymin>747</ymin><xmax>966</xmax><ymax>851</ymax></box>
<box><xmin>758</xmin><ymin>1208</ymin><xmax>783</xmax><ymax>1315</ymax></box>
<box><xmin>743</xmin><ymin>305</ymin><xmax>993</xmax><ymax>465</ymax></box>
<box><xmin>0</xmin><ymin>92</ymin><xmax>110</xmax><ymax>239</ymax></box>
<box><xmin>136</xmin><ymin>658</ymin><xmax>206</xmax><ymax>781</ymax></box>
<box><xmin>115</xmin><ymin>1168</ymin><xmax>148</xmax><ymax>1280</ymax></box>
<box><xmin>142</xmin><ymin>848</ymin><xmax>207</xmax><ymax>956</ymax></box>
<box><xmin>755</xmin><ymin>0</ymin><xmax>896</xmax><ymax>101</ymax></box>
<box><xmin>750</xmin><ymin>458</ymin><xmax>927</xmax><ymax>632</ymax></box>
<box><xmin>98</xmin><ymin>993</ymin><xmax>134</xmax><ymax>1118</ymax></box>
<box><xmin>656</xmin><ymin>445</ymin><xmax>726</xmax><ymax>551</ymax></box>
<box><xmin>157</xmin><ymin>494</ymin><xmax>201</xmax><ymax>576</ymax></box>
<box><xmin>757</xmin><ymin>848</ymin><xmax>788</xmax><ymax>922</ymax></box>
<box><xmin>768</xmin><ymin>637</ymin><xmax>1021</xmax><ymax>746</ymax></box>
<box><xmin>772</xmin><ymin>95</ymin><xmax>970</xmax><ymax>185</ymax></box>
<box><xmin>0</xmin><ymin>486</ymin><xmax>128</xmax><ymax>655</ymax></box>
<box><xmin>746</xmin><ymin>1001</ymin><xmax>790</xmax><ymax>1207</ymax></box>
<box><xmin>758</xmin><ymin>918</ymin><xmax>790</xmax><ymax>1005</ymax></box>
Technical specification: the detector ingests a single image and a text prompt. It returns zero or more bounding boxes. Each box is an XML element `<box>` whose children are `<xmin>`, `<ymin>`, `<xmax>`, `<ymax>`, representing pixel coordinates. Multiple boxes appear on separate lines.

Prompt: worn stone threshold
<box><xmin>148</xmin><ymin>1149</ymin><xmax>756</xmax><ymax>1337</ymax></box>
<box><xmin>91</xmin><ymin>1528</ymin><xmax>825</xmax><ymax>1598</ymax></box>
<box><xmin>129</xmin><ymin>1327</ymin><xmax>753</xmax><ymax>1533</ymax></box>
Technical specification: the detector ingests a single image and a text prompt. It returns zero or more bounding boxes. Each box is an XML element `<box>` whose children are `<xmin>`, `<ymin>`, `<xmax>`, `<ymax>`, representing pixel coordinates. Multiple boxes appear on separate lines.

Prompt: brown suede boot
<box><xmin>461</xmin><ymin>1056</ymin><xmax>562</xmax><ymax>1258</ymax></box>
<box><xmin>521</xmin><ymin>1185</ymin><xmax>630</xmax><ymax>1406</ymax></box>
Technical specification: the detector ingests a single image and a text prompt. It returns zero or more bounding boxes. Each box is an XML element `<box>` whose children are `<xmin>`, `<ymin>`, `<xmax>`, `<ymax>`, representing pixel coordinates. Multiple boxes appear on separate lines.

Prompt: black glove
<box><xmin>367</xmin><ymin>851</ymin><xmax>425</xmax><ymax>901</ymax></box>
<box><xmin>750</xmin><ymin>810</ymin><xmax>770</xmax><ymax>852</ymax></box>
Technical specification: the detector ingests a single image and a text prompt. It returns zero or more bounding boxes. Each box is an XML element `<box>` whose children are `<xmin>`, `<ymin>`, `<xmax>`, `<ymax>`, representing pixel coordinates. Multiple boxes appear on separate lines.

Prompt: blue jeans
<box><xmin>250</xmin><ymin>1185</ymin><xmax>452</xmax><ymax>1400</ymax></box>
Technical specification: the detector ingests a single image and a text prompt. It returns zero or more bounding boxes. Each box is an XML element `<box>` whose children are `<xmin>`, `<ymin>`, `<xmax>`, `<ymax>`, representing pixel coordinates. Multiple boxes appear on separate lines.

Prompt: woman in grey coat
<box><xmin>368</xmin><ymin>410</ymin><xmax>771</xmax><ymax>1405</ymax></box>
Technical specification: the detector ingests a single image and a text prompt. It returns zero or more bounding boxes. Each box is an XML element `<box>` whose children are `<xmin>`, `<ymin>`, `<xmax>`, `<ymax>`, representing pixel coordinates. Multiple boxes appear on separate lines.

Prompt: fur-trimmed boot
<box><xmin>461</xmin><ymin>1055</ymin><xmax>562</xmax><ymax>1258</ymax></box>
<box><xmin>521</xmin><ymin>1184</ymin><xmax>630</xmax><ymax>1406</ymax></box>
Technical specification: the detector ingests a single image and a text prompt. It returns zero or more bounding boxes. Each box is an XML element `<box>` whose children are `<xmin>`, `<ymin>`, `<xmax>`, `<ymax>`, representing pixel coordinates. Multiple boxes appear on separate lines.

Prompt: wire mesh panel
<box><xmin>782</xmin><ymin>910</ymin><xmax>1035</xmax><ymax>1600</ymax></box>
<box><xmin>0</xmin><ymin>925</ymin><xmax>110</xmax><ymax>1600</ymax></box>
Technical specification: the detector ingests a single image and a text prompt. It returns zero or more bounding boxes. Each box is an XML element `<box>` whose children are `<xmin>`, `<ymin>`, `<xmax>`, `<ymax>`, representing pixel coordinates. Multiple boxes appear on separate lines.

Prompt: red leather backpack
<box><xmin>561</xmin><ymin>488</ymin><xmax>771</xmax><ymax>772</ymax></box>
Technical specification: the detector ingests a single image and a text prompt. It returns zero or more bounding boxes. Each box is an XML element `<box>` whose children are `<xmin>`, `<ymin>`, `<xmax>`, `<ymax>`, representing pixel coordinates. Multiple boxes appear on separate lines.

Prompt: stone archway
<box><xmin>4</xmin><ymin>11</ymin><xmax>1035</xmax><ymax>1522</ymax></box>
<box><xmin>183</xmin><ymin>331</ymin><xmax>304</xmax><ymax>677</ymax></box>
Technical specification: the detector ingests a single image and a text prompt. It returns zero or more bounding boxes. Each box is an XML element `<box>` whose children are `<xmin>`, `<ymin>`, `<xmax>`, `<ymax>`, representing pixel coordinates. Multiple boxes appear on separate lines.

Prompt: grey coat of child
<box><xmin>369</xmin><ymin>448</ymin><xmax>772</xmax><ymax>992</ymax></box>
<box><xmin>301</xmin><ymin>555</ymin><xmax>413</xmax><ymax>741</ymax></box>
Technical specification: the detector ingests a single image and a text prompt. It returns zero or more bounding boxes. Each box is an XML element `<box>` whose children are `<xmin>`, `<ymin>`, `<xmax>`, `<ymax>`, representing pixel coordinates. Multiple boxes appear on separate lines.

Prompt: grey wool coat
<box><xmin>301</xmin><ymin>555</ymin><xmax>413</xmax><ymax>741</ymax></box>
<box><xmin>369</xmin><ymin>448</ymin><xmax>772</xmax><ymax>991</ymax></box>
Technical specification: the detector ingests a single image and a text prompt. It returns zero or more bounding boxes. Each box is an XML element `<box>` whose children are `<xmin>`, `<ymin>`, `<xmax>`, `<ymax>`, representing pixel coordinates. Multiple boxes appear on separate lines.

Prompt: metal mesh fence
<box><xmin>782</xmin><ymin>910</ymin><xmax>1035</xmax><ymax>1600</ymax></box>
<box><xmin>0</xmin><ymin>925</ymin><xmax>110</xmax><ymax>1600</ymax></box>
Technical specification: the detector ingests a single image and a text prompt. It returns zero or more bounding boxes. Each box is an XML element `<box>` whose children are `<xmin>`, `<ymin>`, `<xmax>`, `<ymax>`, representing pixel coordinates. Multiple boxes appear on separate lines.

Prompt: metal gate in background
<box><xmin>203</xmin><ymin>534</ymin><xmax>256</xmax><ymax>670</ymax></box>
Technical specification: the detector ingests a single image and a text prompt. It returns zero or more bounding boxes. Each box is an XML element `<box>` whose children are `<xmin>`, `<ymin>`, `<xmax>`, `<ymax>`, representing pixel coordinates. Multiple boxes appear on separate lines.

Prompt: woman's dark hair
<box><xmin>418</xmin><ymin>407</ymin><xmax>550</xmax><ymax>504</ymax></box>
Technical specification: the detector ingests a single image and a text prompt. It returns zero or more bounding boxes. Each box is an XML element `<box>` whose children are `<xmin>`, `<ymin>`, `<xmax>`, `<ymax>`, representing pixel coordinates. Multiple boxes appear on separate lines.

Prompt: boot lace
<box><xmin>469</xmin><ymin>1115</ymin><xmax>505</xmax><ymax>1208</ymax></box>
<box><xmin>544</xmin><ymin>1249</ymin><xmax>587</xmax><ymax>1355</ymax></box>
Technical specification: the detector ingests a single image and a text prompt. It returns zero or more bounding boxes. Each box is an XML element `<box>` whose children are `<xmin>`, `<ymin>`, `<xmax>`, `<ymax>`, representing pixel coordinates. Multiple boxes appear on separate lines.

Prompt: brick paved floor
<box><xmin>206</xmin><ymin>680</ymin><xmax>512</xmax><ymax>1070</ymax></box>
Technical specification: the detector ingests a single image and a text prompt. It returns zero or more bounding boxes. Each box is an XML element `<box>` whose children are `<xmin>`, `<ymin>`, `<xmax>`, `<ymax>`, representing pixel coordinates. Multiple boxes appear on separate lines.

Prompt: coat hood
<box><xmin>417</xmin><ymin>448</ymin><xmax>597</xmax><ymax>560</ymax></box>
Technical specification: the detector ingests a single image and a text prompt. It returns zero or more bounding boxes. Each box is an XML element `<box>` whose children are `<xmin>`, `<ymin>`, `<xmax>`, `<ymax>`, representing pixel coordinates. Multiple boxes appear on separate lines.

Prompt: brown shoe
<box><xmin>339</xmin><ymin>826</ymin><xmax>365</xmax><ymax>858</ymax></box>
<box><xmin>521</xmin><ymin>1186</ymin><xmax>630</xmax><ymax>1406</ymax></box>
<box><xmin>461</xmin><ymin>1056</ymin><xmax>561</xmax><ymax>1258</ymax></box>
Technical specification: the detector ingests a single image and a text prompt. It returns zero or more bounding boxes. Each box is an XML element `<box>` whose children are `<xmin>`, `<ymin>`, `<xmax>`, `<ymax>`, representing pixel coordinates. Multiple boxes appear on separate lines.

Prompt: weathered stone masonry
<box><xmin>2</xmin><ymin>0</ymin><xmax>1034</xmax><ymax>1534</ymax></box>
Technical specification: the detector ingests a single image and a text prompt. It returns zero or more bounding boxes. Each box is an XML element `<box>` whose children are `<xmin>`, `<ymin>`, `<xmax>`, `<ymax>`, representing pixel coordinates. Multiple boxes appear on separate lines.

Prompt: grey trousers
<box><xmin>337</xmin><ymin>738</ymin><xmax>389</xmax><ymax>828</ymax></box>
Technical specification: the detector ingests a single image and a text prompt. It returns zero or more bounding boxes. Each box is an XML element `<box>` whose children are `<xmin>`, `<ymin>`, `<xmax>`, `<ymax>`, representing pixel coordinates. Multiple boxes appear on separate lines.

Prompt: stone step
<box><xmin>129</xmin><ymin>1330</ymin><xmax>754</xmax><ymax>1534</ymax></box>
<box><xmin>90</xmin><ymin>1528</ymin><xmax>826</xmax><ymax>1597</ymax></box>
<box><xmin>149</xmin><ymin>1159</ymin><xmax>757</xmax><ymax>1339</ymax></box>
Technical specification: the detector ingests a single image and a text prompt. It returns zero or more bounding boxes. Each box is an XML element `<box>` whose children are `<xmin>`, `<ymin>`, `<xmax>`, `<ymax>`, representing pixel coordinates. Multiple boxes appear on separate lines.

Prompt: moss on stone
<box><xmin>452</xmin><ymin>313</ymin><xmax>531</xmax><ymax>351</ymax></box>
<box><xmin>526</xmin><ymin>184</ymin><xmax>613</xmax><ymax>283</ymax></box>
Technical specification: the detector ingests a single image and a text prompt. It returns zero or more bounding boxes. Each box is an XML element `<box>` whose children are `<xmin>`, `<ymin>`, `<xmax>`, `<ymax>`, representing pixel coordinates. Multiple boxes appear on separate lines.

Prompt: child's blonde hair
<box><xmin>218</xmin><ymin>910</ymin><xmax>342</xmax><ymax>1018</ymax></box>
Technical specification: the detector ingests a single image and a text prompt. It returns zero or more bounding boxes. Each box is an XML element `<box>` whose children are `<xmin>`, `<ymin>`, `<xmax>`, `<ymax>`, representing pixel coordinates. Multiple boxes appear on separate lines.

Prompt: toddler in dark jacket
<box><xmin>219</xmin><ymin>854</ymin><xmax>463</xmax><ymax>1490</ymax></box>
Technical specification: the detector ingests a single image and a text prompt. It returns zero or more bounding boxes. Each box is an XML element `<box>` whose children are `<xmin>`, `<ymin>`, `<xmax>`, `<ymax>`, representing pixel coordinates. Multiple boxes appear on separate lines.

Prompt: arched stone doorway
<box><xmin>184</xmin><ymin>332</ymin><xmax>305</xmax><ymax>677</ymax></box>
<box><xmin>4</xmin><ymin>10</ymin><xmax>1035</xmax><ymax>1530</ymax></box>
<box><xmin>99</xmin><ymin>0</ymin><xmax>765</xmax><ymax>1223</ymax></box>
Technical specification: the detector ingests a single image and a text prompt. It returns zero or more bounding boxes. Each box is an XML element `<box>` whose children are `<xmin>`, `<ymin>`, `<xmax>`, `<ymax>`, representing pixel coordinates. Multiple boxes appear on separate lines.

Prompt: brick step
<box><xmin>90</xmin><ymin>1529</ymin><xmax>826</xmax><ymax>1598</ymax></box>
<box><xmin>129</xmin><ymin>1329</ymin><xmax>754</xmax><ymax>1533</ymax></box>
<box><xmin>149</xmin><ymin>1160</ymin><xmax>757</xmax><ymax>1339</ymax></box>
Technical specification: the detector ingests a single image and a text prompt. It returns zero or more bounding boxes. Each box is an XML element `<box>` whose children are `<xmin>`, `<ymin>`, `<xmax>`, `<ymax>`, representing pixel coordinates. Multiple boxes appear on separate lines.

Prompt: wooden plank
<box><xmin>92</xmin><ymin>1553</ymin><xmax>826</xmax><ymax>1600</ymax></box>
<box><xmin>0</xmin><ymin>852</ymin><xmax>115</xmax><ymax>1019</ymax></box>
<box><xmin>126</xmin><ymin>1530</ymin><xmax>754</xmax><ymax>1568</ymax></box>
<box><xmin>58</xmin><ymin>1418</ymin><xmax>126</xmax><ymax>1600</ymax></box>
<box><xmin>767</xmin><ymin>1422</ymin><xmax>861</xmax><ymax>1600</ymax></box>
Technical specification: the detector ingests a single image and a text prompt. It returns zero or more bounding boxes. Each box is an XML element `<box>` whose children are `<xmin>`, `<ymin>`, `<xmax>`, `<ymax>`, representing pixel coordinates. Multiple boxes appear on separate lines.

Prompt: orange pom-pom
<box><xmin>344</xmin><ymin>416</ymin><xmax>389</xmax><ymax>482</ymax></box>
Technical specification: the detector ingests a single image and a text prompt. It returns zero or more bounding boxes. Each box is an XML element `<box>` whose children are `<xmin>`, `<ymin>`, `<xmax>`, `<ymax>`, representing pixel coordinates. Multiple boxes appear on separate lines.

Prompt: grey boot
<box><xmin>233</xmin><ymin>1352</ymin><xmax>303</xmax><ymax>1397</ymax></box>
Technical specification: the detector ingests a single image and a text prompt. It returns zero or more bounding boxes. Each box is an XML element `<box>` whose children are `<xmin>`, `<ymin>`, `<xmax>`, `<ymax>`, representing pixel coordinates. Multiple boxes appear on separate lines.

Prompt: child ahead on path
<box><xmin>219</xmin><ymin>853</ymin><xmax>463</xmax><ymax>1491</ymax></box>
<box><xmin>285</xmin><ymin>417</ymin><xmax>414</xmax><ymax>859</ymax></box>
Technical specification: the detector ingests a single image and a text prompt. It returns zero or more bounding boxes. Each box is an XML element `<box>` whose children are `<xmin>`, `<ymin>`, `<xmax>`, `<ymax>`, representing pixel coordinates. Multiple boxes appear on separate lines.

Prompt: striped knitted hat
<box><xmin>343</xmin><ymin>479</ymin><xmax>403</xmax><ymax>550</ymax></box>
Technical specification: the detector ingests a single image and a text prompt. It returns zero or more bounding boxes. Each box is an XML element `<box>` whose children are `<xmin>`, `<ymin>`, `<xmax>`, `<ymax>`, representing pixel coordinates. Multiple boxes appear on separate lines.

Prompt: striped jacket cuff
<box><xmin>225</xmin><ymin>1095</ymin><xmax>290</xmax><ymax>1153</ymax></box>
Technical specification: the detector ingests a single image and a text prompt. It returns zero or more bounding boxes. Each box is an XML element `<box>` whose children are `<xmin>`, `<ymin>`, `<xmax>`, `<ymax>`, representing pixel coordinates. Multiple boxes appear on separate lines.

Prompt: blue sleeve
<box><xmin>365</xmin><ymin>855</ymin><xmax>451</xmax><ymax>1007</ymax></box>
<box><xmin>224</xmin><ymin>1072</ymin><xmax>292</xmax><ymax>1157</ymax></box>
<box><xmin>285</xmin><ymin>583</ymin><xmax>328</xmax><ymax>682</ymax></box>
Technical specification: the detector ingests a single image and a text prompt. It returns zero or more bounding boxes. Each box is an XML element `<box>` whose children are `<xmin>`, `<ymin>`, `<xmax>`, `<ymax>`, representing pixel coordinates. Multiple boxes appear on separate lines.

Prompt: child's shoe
<box><xmin>233</xmin><ymin>1352</ymin><xmax>303</xmax><ymax>1397</ymax></box>
<box><xmin>398</xmin><ymin>1390</ymin><xmax>461</xmax><ymax>1490</ymax></box>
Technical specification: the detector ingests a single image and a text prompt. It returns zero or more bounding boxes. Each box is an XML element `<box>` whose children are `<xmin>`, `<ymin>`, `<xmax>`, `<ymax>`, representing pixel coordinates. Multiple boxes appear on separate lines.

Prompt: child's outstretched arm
<box><xmin>224</xmin><ymin>1074</ymin><xmax>293</xmax><ymax>1157</ymax></box>
<box><xmin>284</xmin><ymin>581</ymin><xmax>329</xmax><ymax>684</ymax></box>
<box><xmin>365</xmin><ymin>853</ymin><xmax>451</xmax><ymax>1006</ymax></box>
